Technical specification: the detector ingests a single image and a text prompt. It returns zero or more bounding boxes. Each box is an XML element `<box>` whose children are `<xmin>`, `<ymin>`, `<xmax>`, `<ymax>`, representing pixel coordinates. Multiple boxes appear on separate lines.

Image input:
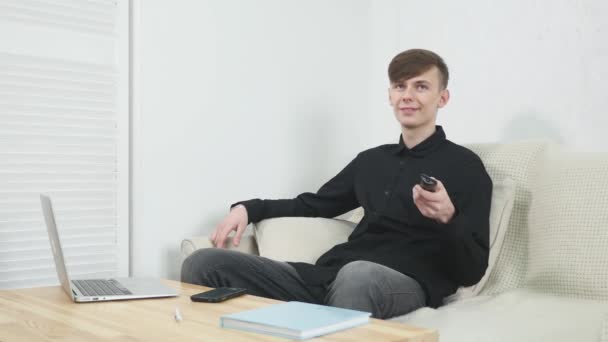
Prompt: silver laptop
<box><xmin>40</xmin><ymin>194</ymin><xmax>177</xmax><ymax>302</ymax></box>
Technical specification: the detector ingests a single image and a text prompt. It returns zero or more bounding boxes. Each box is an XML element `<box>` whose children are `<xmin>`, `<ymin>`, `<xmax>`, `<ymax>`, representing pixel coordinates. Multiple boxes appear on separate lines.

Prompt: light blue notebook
<box><xmin>220</xmin><ymin>301</ymin><xmax>371</xmax><ymax>340</ymax></box>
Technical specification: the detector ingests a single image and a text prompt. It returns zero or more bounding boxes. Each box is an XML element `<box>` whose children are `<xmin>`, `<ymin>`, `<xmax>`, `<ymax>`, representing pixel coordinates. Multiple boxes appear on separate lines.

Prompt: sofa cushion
<box><xmin>465</xmin><ymin>141</ymin><xmax>550</xmax><ymax>295</ymax></box>
<box><xmin>253</xmin><ymin>217</ymin><xmax>355</xmax><ymax>263</ymax></box>
<box><xmin>524</xmin><ymin>152</ymin><xmax>608</xmax><ymax>299</ymax></box>
<box><xmin>336</xmin><ymin>206</ymin><xmax>365</xmax><ymax>224</ymax></box>
<box><xmin>445</xmin><ymin>177</ymin><xmax>516</xmax><ymax>302</ymax></box>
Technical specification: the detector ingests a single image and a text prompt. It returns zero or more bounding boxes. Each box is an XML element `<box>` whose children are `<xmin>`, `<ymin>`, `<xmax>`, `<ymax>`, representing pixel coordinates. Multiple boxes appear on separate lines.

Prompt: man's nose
<box><xmin>400</xmin><ymin>87</ymin><xmax>414</xmax><ymax>102</ymax></box>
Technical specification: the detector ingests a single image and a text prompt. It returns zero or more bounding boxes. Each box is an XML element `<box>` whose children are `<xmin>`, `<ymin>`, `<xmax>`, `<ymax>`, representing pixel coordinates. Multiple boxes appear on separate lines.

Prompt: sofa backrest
<box><xmin>523</xmin><ymin>150</ymin><xmax>608</xmax><ymax>300</ymax></box>
<box><xmin>254</xmin><ymin>217</ymin><xmax>356</xmax><ymax>264</ymax></box>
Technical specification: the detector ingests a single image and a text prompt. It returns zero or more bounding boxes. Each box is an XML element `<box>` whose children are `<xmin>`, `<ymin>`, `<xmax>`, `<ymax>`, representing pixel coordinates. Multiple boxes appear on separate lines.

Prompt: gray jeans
<box><xmin>181</xmin><ymin>249</ymin><xmax>426</xmax><ymax>319</ymax></box>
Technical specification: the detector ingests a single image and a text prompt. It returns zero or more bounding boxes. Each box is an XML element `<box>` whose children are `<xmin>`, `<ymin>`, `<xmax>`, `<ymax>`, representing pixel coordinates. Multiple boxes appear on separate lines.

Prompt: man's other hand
<box><xmin>412</xmin><ymin>178</ymin><xmax>455</xmax><ymax>224</ymax></box>
<box><xmin>211</xmin><ymin>204</ymin><xmax>249</xmax><ymax>248</ymax></box>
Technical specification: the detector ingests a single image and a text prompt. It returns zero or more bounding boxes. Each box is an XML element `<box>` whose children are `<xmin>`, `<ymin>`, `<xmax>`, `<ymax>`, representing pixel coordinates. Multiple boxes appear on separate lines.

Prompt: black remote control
<box><xmin>419</xmin><ymin>173</ymin><xmax>437</xmax><ymax>192</ymax></box>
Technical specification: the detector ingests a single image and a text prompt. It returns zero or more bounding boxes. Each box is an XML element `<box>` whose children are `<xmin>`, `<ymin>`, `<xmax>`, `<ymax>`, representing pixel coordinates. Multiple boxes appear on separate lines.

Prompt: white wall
<box><xmin>132</xmin><ymin>0</ymin><xmax>373</xmax><ymax>279</ymax></box>
<box><xmin>133</xmin><ymin>0</ymin><xmax>608</xmax><ymax>280</ymax></box>
<box><xmin>368</xmin><ymin>0</ymin><xmax>608</xmax><ymax>151</ymax></box>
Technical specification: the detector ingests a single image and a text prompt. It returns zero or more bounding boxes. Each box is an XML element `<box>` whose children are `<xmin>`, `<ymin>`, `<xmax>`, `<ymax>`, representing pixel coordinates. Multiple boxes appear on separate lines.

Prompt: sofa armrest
<box><xmin>180</xmin><ymin>234</ymin><xmax>259</xmax><ymax>258</ymax></box>
<box><xmin>178</xmin><ymin>234</ymin><xmax>259</xmax><ymax>280</ymax></box>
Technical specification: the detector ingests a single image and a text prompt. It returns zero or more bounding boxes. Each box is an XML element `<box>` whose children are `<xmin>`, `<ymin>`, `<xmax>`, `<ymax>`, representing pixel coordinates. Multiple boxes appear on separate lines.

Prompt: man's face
<box><xmin>388</xmin><ymin>66</ymin><xmax>449</xmax><ymax>131</ymax></box>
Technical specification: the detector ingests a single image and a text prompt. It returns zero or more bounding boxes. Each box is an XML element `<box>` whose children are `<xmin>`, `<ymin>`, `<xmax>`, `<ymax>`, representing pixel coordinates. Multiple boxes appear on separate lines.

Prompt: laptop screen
<box><xmin>40</xmin><ymin>194</ymin><xmax>76</xmax><ymax>300</ymax></box>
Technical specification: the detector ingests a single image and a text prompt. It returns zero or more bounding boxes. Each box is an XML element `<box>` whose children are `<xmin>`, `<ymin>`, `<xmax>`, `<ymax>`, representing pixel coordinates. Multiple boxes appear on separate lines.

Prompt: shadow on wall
<box><xmin>501</xmin><ymin>113</ymin><xmax>564</xmax><ymax>144</ymax></box>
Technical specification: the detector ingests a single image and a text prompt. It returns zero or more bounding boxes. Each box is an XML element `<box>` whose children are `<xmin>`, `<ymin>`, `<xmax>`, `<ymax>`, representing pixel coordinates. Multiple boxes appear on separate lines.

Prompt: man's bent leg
<box><xmin>181</xmin><ymin>248</ymin><xmax>322</xmax><ymax>303</ymax></box>
<box><xmin>325</xmin><ymin>261</ymin><xmax>426</xmax><ymax>319</ymax></box>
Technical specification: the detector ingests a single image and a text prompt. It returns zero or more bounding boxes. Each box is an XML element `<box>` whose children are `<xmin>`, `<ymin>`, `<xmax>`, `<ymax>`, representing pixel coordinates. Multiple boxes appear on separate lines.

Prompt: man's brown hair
<box><xmin>388</xmin><ymin>49</ymin><xmax>449</xmax><ymax>89</ymax></box>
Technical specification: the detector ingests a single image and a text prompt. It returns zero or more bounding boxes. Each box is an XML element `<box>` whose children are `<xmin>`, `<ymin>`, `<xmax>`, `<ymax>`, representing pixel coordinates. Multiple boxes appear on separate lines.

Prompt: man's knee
<box><xmin>180</xmin><ymin>248</ymin><xmax>238</xmax><ymax>284</ymax></box>
<box><xmin>326</xmin><ymin>261</ymin><xmax>387</xmax><ymax>317</ymax></box>
<box><xmin>327</xmin><ymin>261</ymin><xmax>425</xmax><ymax>319</ymax></box>
<box><xmin>337</xmin><ymin>260</ymin><xmax>383</xmax><ymax>282</ymax></box>
<box><xmin>327</xmin><ymin>262</ymin><xmax>386</xmax><ymax>310</ymax></box>
<box><xmin>331</xmin><ymin>261</ymin><xmax>386</xmax><ymax>297</ymax></box>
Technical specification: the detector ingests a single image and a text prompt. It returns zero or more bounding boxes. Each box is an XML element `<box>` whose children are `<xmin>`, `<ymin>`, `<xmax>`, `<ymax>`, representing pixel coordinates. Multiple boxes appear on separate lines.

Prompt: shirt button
<box><xmin>384</xmin><ymin>190</ymin><xmax>390</xmax><ymax>196</ymax></box>
<box><xmin>399</xmin><ymin>161</ymin><xmax>405</xmax><ymax>165</ymax></box>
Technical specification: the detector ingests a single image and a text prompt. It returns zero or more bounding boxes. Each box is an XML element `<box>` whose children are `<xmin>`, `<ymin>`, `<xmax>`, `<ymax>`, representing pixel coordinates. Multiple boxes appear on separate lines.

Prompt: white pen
<box><xmin>174</xmin><ymin>307</ymin><xmax>183</xmax><ymax>322</ymax></box>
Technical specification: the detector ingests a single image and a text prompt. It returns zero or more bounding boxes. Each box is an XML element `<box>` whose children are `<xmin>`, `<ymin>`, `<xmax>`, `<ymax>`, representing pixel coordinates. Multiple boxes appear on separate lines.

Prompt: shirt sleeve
<box><xmin>231</xmin><ymin>154</ymin><xmax>360</xmax><ymax>224</ymax></box>
<box><xmin>438</xmin><ymin>159</ymin><xmax>493</xmax><ymax>286</ymax></box>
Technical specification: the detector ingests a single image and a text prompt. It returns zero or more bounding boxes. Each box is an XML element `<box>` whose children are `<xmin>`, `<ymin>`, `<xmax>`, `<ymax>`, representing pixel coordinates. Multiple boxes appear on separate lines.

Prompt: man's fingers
<box><xmin>216</xmin><ymin>234</ymin><xmax>226</xmax><ymax>248</ymax></box>
<box><xmin>215</xmin><ymin>225</ymin><xmax>233</xmax><ymax>249</ymax></box>
<box><xmin>416</xmin><ymin>203</ymin><xmax>432</xmax><ymax>217</ymax></box>
<box><xmin>211</xmin><ymin>227</ymin><xmax>218</xmax><ymax>246</ymax></box>
<box><xmin>212</xmin><ymin>221</ymin><xmax>228</xmax><ymax>247</ymax></box>
<box><xmin>434</xmin><ymin>179</ymin><xmax>446</xmax><ymax>191</ymax></box>
<box><xmin>414</xmin><ymin>186</ymin><xmax>441</xmax><ymax>219</ymax></box>
<box><xmin>414</xmin><ymin>186</ymin><xmax>436</xmax><ymax>206</ymax></box>
<box><xmin>232</xmin><ymin>222</ymin><xmax>247</xmax><ymax>247</ymax></box>
<box><xmin>414</xmin><ymin>179</ymin><xmax>454</xmax><ymax>223</ymax></box>
<box><xmin>420</xmin><ymin>188</ymin><xmax>442</xmax><ymax>201</ymax></box>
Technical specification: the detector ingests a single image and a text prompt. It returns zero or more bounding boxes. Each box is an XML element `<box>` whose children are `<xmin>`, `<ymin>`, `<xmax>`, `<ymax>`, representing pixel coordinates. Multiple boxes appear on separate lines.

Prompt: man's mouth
<box><xmin>399</xmin><ymin>107</ymin><xmax>419</xmax><ymax>114</ymax></box>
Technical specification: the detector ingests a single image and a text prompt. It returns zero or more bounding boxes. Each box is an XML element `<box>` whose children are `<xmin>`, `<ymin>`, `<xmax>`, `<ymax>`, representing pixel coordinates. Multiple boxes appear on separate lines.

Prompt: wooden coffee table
<box><xmin>0</xmin><ymin>280</ymin><xmax>437</xmax><ymax>341</ymax></box>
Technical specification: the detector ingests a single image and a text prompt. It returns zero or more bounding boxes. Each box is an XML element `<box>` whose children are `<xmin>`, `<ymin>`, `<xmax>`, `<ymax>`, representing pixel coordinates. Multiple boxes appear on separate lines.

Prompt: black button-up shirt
<box><xmin>235</xmin><ymin>126</ymin><xmax>492</xmax><ymax>307</ymax></box>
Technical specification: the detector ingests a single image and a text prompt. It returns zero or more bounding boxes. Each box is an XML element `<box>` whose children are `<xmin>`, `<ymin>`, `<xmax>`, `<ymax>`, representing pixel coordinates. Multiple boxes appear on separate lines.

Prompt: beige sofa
<box><xmin>180</xmin><ymin>141</ymin><xmax>608</xmax><ymax>342</ymax></box>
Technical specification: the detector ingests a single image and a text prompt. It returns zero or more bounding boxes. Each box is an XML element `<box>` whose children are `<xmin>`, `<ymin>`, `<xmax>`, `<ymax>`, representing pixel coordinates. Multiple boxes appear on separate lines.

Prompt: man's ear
<box><xmin>438</xmin><ymin>89</ymin><xmax>450</xmax><ymax>108</ymax></box>
<box><xmin>387</xmin><ymin>87</ymin><xmax>392</xmax><ymax>105</ymax></box>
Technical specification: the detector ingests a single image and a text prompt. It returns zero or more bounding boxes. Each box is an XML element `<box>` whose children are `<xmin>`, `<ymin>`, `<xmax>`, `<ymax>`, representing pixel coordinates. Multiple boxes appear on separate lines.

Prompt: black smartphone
<box><xmin>419</xmin><ymin>173</ymin><xmax>437</xmax><ymax>192</ymax></box>
<box><xmin>190</xmin><ymin>287</ymin><xmax>247</xmax><ymax>303</ymax></box>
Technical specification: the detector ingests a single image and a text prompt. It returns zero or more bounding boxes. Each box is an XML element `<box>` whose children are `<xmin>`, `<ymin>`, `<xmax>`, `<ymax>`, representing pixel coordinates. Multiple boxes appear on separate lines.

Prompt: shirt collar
<box><xmin>392</xmin><ymin>125</ymin><xmax>447</xmax><ymax>157</ymax></box>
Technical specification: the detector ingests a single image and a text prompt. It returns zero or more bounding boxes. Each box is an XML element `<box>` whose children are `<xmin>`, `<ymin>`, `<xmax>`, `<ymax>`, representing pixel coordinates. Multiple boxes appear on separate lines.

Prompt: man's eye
<box><xmin>395</xmin><ymin>84</ymin><xmax>405</xmax><ymax>90</ymax></box>
<box><xmin>417</xmin><ymin>85</ymin><xmax>428</xmax><ymax>90</ymax></box>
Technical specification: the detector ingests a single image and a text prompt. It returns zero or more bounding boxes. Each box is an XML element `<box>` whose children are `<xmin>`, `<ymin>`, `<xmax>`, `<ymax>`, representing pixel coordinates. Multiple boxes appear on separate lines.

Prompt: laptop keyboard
<box><xmin>72</xmin><ymin>279</ymin><xmax>133</xmax><ymax>296</ymax></box>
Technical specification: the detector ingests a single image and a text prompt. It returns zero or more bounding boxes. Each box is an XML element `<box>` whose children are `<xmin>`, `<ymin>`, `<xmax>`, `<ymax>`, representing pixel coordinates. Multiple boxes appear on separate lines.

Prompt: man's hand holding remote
<box><xmin>412</xmin><ymin>175</ymin><xmax>456</xmax><ymax>224</ymax></box>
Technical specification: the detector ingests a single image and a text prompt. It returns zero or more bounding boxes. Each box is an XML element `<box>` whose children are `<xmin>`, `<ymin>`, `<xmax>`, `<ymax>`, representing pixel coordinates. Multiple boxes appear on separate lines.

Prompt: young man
<box><xmin>181</xmin><ymin>49</ymin><xmax>492</xmax><ymax>319</ymax></box>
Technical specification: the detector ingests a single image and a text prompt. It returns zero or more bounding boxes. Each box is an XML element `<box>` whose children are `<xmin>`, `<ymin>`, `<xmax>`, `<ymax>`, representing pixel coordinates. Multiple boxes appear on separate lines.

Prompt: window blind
<box><xmin>0</xmin><ymin>0</ymin><xmax>128</xmax><ymax>289</ymax></box>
